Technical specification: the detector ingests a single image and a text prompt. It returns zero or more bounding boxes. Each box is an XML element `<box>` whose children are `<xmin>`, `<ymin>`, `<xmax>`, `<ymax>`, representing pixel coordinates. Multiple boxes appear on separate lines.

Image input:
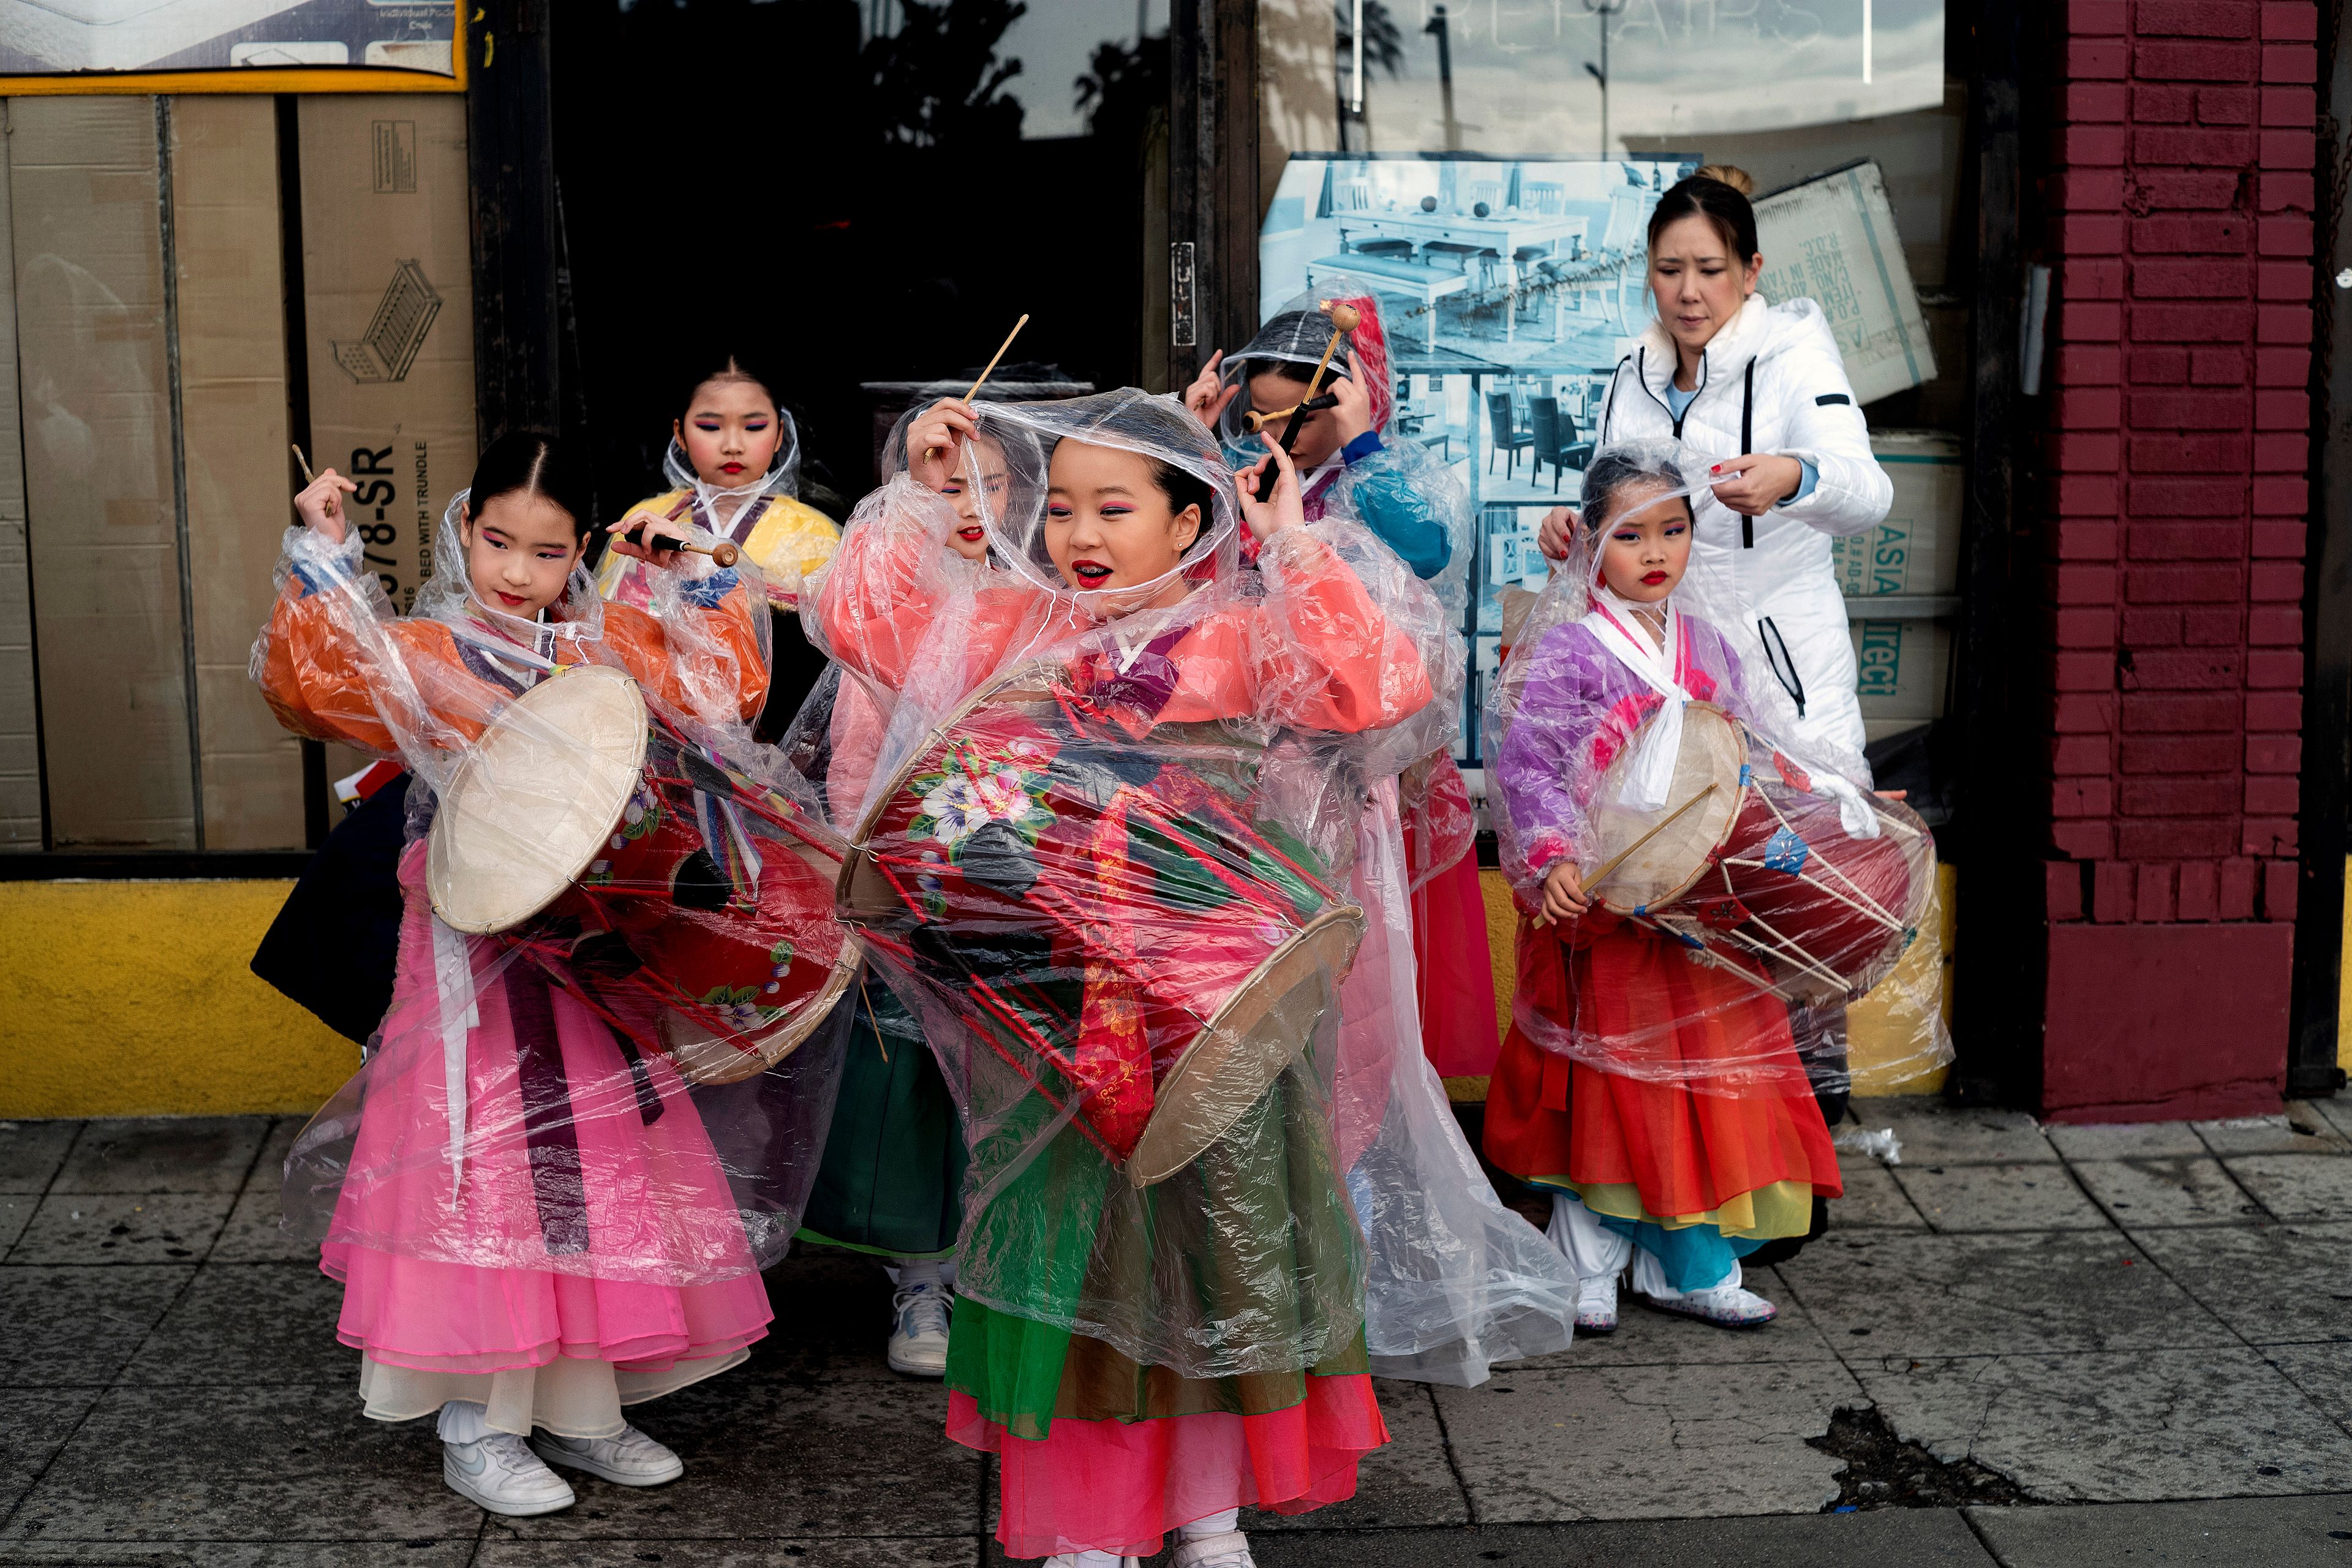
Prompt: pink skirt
<box><xmin>947</xmin><ymin>1375</ymin><xmax>1387</xmax><ymax>1559</ymax></box>
<box><xmin>1412</xmin><ymin>850</ymin><xmax>1501</xmax><ymax>1077</ymax></box>
<box><xmin>318</xmin><ymin>847</ymin><xmax>775</xmax><ymax>1374</ymax></box>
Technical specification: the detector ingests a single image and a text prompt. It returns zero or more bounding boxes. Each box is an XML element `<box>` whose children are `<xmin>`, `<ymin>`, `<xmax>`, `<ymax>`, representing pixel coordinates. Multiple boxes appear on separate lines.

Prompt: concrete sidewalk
<box><xmin>1</xmin><ymin>1098</ymin><xmax>2348</xmax><ymax>1566</ymax></box>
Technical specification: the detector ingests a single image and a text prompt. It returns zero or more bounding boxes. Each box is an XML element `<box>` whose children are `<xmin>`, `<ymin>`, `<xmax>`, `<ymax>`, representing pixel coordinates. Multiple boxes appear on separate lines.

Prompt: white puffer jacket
<box><xmin>1595</xmin><ymin>293</ymin><xmax>1893</xmax><ymax>760</ymax></box>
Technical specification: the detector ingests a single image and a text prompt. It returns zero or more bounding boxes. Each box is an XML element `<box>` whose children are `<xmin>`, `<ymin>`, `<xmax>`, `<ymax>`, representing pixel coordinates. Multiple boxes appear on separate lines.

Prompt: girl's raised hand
<box><xmin>1326</xmin><ymin>371</ymin><xmax>1374</xmax><ymax>445</ymax></box>
<box><xmin>1183</xmin><ymin>350</ymin><xmax>1239</xmax><ymax>428</ymax></box>
<box><xmin>908</xmin><ymin>398</ymin><xmax>978</xmax><ymax>493</ymax></box>
<box><xmin>1536</xmin><ymin>859</ymin><xmax>1591</xmax><ymax>926</ymax></box>
<box><xmin>1234</xmin><ymin>432</ymin><xmax>1305</xmax><ymax>543</ymax></box>
<box><xmin>295</xmin><ymin>469</ymin><xmax>358</xmax><ymax>543</ymax></box>
<box><xmin>1536</xmin><ymin>505</ymin><xmax>1577</xmax><ymax>564</ymax></box>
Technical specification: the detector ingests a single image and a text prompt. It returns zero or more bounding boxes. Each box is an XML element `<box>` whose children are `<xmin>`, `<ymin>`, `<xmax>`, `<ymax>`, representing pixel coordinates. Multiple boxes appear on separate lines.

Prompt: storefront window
<box><xmin>1256</xmin><ymin>0</ymin><xmax>1966</xmax><ymax>774</ymax></box>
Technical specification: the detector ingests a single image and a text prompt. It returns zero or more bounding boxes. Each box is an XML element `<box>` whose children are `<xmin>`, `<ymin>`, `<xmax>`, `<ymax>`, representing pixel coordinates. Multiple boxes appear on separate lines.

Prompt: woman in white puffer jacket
<box><xmin>1540</xmin><ymin>164</ymin><xmax>1893</xmax><ymax>763</ymax></box>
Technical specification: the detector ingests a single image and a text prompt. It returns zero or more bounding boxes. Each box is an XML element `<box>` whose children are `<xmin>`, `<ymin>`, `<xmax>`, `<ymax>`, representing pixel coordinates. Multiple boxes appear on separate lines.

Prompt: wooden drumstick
<box><xmin>1585</xmin><ymin>782</ymin><xmax>1720</xmax><ymax>894</ymax></box>
<box><xmin>1537</xmin><ymin>782</ymin><xmax>1719</xmax><ymax>928</ymax></box>
<box><xmin>292</xmin><ymin>443</ymin><xmax>317</xmax><ymax>485</ymax></box>
<box><xmin>961</xmin><ymin>312</ymin><xmax>1029</xmax><ymax>402</ymax></box>
<box><xmin>1257</xmin><ymin>300</ymin><xmax>1361</xmax><ymax>500</ymax></box>
<box><xmin>923</xmin><ymin>312</ymin><xmax>1031</xmax><ymax>462</ymax></box>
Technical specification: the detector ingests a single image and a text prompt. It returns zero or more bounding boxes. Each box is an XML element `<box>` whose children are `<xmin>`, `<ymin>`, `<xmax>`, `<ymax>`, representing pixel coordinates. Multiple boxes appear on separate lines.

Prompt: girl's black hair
<box><xmin>1646</xmin><ymin>170</ymin><xmax>1760</xmax><ymax>265</ymax></box>
<box><xmin>467</xmin><ymin>431</ymin><xmax>596</xmax><ymax>538</ymax></box>
<box><xmin>1580</xmin><ymin>448</ymin><xmax>1692</xmax><ymax>535</ymax></box>
<box><xmin>1242</xmin><ymin>309</ymin><xmax>1357</xmax><ymax>388</ymax></box>
<box><xmin>1147</xmin><ymin>458</ymin><xmax>1216</xmax><ymax>553</ymax></box>
<box><xmin>683</xmin><ymin>356</ymin><xmax>782</xmax><ymax>419</ymax></box>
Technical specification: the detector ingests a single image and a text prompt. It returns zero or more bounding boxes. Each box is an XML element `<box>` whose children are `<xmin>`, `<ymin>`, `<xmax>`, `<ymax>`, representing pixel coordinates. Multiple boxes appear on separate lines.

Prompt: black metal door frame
<box><xmin>1168</xmin><ymin>0</ymin><xmax>1260</xmax><ymax>390</ymax></box>
<box><xmin>2291</xmin><ymin>0</ymin><xmax>2352</xmax><ymax>1098</ymax></box>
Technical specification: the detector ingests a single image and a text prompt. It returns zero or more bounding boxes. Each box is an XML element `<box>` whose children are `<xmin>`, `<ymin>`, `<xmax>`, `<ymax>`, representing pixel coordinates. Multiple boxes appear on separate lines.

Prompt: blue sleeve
<box><xmin>1783</xmin><ymin>459</ymin><xmax>1819</xmax><ymax>505</ymax></box>
<box><xmin>1338</xmin><ymin>435</ymin><xmax>1453</xmax><ymax>580</ymax></box>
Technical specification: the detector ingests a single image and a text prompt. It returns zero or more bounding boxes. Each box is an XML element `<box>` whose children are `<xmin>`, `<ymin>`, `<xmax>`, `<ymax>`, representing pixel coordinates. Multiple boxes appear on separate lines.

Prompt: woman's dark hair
<box><xmin>467</xmin><ymin>431</ymin><xmax>596</xmax><ymax>539</ymax></box>
<box><xmin>1646</xmin><ymin>164</ymin><xmax>1760</xmax><ymax>265</ymax></box>
<box><xmin>682</xmin><ymin>356</ymin><xmax>782</xmax><ymax>420</ymax></box>
<box><xmin>1580</xmin><ymin>447</ymin><xmax>1692</xmax><ymax>535</ymax></box>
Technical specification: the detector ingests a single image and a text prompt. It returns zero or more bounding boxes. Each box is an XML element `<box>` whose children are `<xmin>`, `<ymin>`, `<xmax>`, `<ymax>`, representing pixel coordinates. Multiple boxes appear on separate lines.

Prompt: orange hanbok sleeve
<box><xmin>1162</xmin><ymin>526</ymin><xmax>1434</xmax><ymax>735</ymax></box>
<box><xmin>252</xmin><ymin>574</ymin><xmax>491</xmax><ymax>755</ymax></box>
<box><xmin>601</xmin><ymin>568</ymin><xmax>771</xmax><ymax>726</ymax></box>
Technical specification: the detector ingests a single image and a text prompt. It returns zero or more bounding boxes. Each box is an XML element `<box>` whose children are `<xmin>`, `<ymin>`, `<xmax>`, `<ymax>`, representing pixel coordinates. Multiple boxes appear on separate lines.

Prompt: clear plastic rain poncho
<box><xmin>597</xmin><ymin>412</ymin><xmax>840</xmax><ymax>614</ymax></box>
<box><xmin>1483</xmin><ymin>441</ymin><xmax>1951</xmax><ymax>1095</ymax></box>
<box><xmin>810</xmin><ymin>388</ymin><xmax>1456</xmax><ymax>1385</ymax></box>
<box><xmin>769</xmin><ymin>399</ymin><xmax>1010</xmax><ymax>834</ymax></box>
<box><xmin>249</xmin><ymin>492</ymin><xmax>852</xmax><ymax>1291</ymax></box>
<box><xmin>1216</xmin><ymin>283</ymin><xmax>1573</xmax><ymax>1381</ymax></box>
<box><xmin>1218</xmin><ymin>277</ymin><xmax>1475</xmax><ymax>848</ymax></box>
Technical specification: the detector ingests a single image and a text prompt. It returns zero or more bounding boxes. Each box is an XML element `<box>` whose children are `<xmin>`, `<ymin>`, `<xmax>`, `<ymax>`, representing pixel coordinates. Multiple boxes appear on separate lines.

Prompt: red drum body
<box><xmin>429</xmin><ymin>665</ymin><xmax>856</xmax><ymax>1084</ymax></box>
<box><xmin>1708</xmin><ymin>761</ymin><xmax>1923</xmax><ymax>1002</ymax></box>
<box><xmin>1580</xmin><ymin>702</ymin><xmax>1931</xmax><ymax>1004</ymax></box>
<box><xmin>838</xmin><ymin>662</ymin><xmax>1365</xmax><ymax>1186</ymax></box>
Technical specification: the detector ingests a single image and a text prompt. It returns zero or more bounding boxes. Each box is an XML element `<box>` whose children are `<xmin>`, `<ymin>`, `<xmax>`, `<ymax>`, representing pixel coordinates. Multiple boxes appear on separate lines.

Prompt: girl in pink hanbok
<box><xmin>255</xmin><ymin>432</ymin><xmax>840</xmax><ymax>1517</ymax></box>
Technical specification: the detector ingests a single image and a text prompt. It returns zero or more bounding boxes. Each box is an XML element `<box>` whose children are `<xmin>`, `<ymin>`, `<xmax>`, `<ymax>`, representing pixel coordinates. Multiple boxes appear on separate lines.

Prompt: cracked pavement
<box><xmin>1</xmin><ymin>1098</ymin><xmax>2350</xmax><ymax>1566</ymax></box>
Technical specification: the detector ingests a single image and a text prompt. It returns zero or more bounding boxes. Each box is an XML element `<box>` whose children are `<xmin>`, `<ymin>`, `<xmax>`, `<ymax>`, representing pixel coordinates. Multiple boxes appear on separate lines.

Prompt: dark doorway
<box><xmin>552</xmin><ymin>0</ymin><xmax>1169</xmax><ymax>522</ymax></box>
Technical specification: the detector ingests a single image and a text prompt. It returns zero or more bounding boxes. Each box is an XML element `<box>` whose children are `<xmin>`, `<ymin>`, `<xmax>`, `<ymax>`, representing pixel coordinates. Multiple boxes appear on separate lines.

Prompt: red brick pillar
<box><xmin>2034</xmin><ymin>0</ymin><xmax>2316</xmax><ymax>1120</ymax></box>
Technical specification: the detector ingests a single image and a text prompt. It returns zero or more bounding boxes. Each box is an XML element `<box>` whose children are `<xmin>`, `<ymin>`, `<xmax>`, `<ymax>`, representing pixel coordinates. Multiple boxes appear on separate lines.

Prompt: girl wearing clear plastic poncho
<box><xmin>598</xmin><ymin>359</ymin><xmax>842</xmax><ymax>739</ymax></box>
<box><xmin>811</xmin><ymin>389</ymin><xmax>1439</xmax><ymax>1567</ymax></box>
<box><xmin>778</xmin><ymin>396</ymin><xmax>1014</xmax><ymax>1381</ymax></box>
<box><xmin>1483</xmin><ymin>442</ymin><xmax>1886</xmax><ymax>1333</ymax></box>
<box><xmin>1188</xmin><ymin>282</ymin><xmax>1496</xmax><ymax>1080</ymax></box>
<box><xmin>1189</xmin><ymin>288</ymin><xmax>1577</xmax><ymax>1384</ymax></box>
<box><xmin>252</xmin><ymin>433</ymin><xmax>844</xmax><ymax>1520</ymax></box>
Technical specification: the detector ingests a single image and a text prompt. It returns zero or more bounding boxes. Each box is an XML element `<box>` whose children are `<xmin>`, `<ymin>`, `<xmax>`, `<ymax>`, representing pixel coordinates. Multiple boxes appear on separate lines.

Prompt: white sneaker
<box><xmin>1173</xmin><ymin>1529</ymin><xmax>1257</xmax><ymax>1568</ymax></box>
<box><xmin>1042</xmin><ymin>1556</ymin><xmax>1142</xmax><ymax>1567</ymax></box>
<box><xmin>529</xmin><ymin>1424</ymin><xmax>685</xmax><ymax>1487</ymax></box>
<box><xmin>888</xmin><ymin>1280</ymin><xmax>952</xmax><ymax>1377</ymax></box>
<box><xmin>1638</xmin><ymin>1281</ymin><xmax>1778</xmax><ymax>1327</ymax></box>
<box><xmin>443</xmin><ymin>1431</ymin><xmax>576</xmax><ymax>1517</ymax></box>
<box><xmin>1575</xmin><ymin>1273</ymin><xmax>1619</xmax><ymax>1333</ymax></box>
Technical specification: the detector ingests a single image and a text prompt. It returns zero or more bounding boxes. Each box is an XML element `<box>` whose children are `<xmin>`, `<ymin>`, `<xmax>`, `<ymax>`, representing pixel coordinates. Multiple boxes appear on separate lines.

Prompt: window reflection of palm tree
<box><xmin>1334</xmin><ymin>0</ymin><xmax>1406</xmax><ymax>149</ymax></box>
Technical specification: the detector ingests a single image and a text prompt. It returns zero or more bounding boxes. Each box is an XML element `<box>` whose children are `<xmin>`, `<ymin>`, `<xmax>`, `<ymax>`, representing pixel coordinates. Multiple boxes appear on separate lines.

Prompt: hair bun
<box><xmin>1692</xmin><ymin>164</ymin><xmax>1755</xmax><ymax>197</ymax></box>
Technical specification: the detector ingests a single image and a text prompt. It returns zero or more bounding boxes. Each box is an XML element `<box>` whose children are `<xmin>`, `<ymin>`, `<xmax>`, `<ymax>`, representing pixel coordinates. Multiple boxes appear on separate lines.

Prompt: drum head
<box><xmin>1124</xmin><ymin>904</ymin><xmax>1366</xmax><ymax>1188</ymax></box>
<box><xmin>428</xmin><ymin>665</ymin><xmax>650</xmax><ymax>935</ymax></box>
<box><xmin>1582</xmin><ymin>702</ymin><xmax>1746</xmax><ymax>916</ymax></box>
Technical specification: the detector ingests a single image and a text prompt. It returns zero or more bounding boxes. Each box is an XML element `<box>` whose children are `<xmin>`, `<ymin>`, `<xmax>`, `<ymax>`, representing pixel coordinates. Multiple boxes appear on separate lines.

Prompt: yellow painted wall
<box><xmin>0</xmin><ymin>880</ymin><xmax>357</xmax><ymax>1118</ymax></box>
<box><xmin>1471</xmin><ymin>861</ymin><xmax>1957</xmax><ymax>1101</ymax></box>
<box><xmin>4</xmin><ymin>860</ymin><xmax>1962</xmax><ymax>1118</ymax></box>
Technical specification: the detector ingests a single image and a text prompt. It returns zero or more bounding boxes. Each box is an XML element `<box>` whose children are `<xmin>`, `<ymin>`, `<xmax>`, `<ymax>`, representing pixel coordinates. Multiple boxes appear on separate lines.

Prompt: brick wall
<box><xmin>2034</xmin><ymin>0</ymin><xmax>2316</xmax><ymax>1119</ymax></box>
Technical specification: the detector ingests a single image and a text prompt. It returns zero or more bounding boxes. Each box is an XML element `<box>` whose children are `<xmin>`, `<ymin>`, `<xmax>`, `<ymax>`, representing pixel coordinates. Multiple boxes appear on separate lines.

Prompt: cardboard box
<box><xmin>170</xmin><ymin>95</ymin><xmax>305</xmax><ymax>850</ymax></box>
<box><xmin>7</xmin><ymin>96</ymin><xmax>199</xmax><ymax>848</ymax></box>
<box><xmin>1850</xmin><ymin>614</ymin><xmax>1949</xmax><ymax>743</ymax></box>
<box><xmin>1754</xmin><ymin>160</ymin><xmax>1936</xmax><ymax>407</ymax></box>
<box><xmin>1830</xmin><ymin>428</ymin><xmax>1964</xmax><ymax>600</ymax></box>
<box><xmin>298</xmin><ymin>94</ymin><xmax>475</xmax><ymax>621</ymax></box>
<box><xmin>0</xmin><ymin>124</ymin><xmax>37</xmax><ymax>850</ymax></box>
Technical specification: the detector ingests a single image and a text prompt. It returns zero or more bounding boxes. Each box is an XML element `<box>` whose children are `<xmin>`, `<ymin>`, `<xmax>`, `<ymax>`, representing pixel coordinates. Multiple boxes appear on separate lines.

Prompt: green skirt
<box><xmin>946</xmin><ymin>1060</ymin><xmax>1365</xmax><ymax>1441</ymax></box>
<box><xmin>797</xmin><ymin>977</ymin><xmax>968</xmax><ymax>1259</ymax></box>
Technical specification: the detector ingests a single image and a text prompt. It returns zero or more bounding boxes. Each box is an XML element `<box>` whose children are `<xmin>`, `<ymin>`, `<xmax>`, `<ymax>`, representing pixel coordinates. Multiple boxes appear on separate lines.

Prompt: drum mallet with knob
<box><xmin>1256</xmin><ymin>300</ymin><xmax>1360</xmax><ymax>499</ymax></box>
<box><xmin>1244</xmin><ymin>392</ymin><xmax>1338</xmax><ymax>433</ymax></box>
<box><xmin>618</xmin><ymin>495</ymin><xmax>742</xmax><ymax>567</ymax></box>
